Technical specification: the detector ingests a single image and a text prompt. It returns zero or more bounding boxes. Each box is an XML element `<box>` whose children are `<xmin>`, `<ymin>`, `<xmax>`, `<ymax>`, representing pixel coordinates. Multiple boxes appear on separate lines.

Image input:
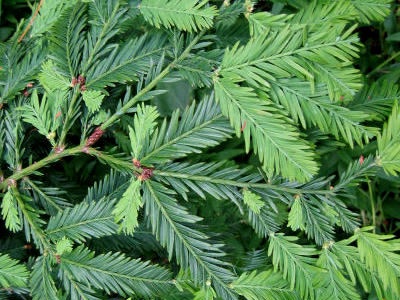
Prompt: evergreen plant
<box><xmin>0</xmin><ymin>0</ymin><xmax>399</xmax><ymax>299</ymax></box>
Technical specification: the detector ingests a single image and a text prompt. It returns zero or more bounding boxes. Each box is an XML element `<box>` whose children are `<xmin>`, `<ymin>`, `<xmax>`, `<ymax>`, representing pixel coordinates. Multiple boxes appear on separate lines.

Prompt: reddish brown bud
<box><xmin>77</xmin><ymin>75</ymin><xmax>86</xmax><ymax>85</ymax></box>
<box><xmin>23</xmin><ymin>89</ymin><xmax>29</xmax><ymax>97</ymax></box>
<box><xmin>55</xmin><ymin>111</ymin><xmax>62</xmax><ymax>119</ymax></box>
<box><xmin>54</xmin><ymin>145</ymin><xmax>65</xmax><ymax>154</ymax></box>
<box><xmin>359</xmin><ymin>155</ymin><xmax>364</xmax><ymax>165</ymax></box>
<box><xmin>55</xmin><ymin>254</ymin><xmax>61</xmax><ymax>264</ymax></box>
<box><xmin>80</xmin><ymin>84</ymin><xmax>87</xmax><ymax>92</ymax></box>
<box><xmin>132</xmin><ymin>158</ymin><xmax>141</xmax><ymax>168</ymax></box>
<box><xmin>339</xmin><ymin>95</ymin><xmax>344</xmax><ymax>101</ymax></box>
<box><xmin>85</xmin><ymin>127</ymin><xmax>104</xmax><ymax>147</ymax></box>
<box><xmin>138</xmin><ymin>167</ymin><xmax>153</xmax><ymax>181</ymax></box>
<box><xmin>23</xmin><ymin>244</ymin><xmax>32</xmax><ymax>250</ymax></box>
<box><xmin>70</xmin><ymin>77</ymin><xmax>78</xmax><ymax>87</ymax></box>
<box><xmin>26</xmin><ymin>82</ymin><xmax>33</xmax><ymax>88</ymax></box>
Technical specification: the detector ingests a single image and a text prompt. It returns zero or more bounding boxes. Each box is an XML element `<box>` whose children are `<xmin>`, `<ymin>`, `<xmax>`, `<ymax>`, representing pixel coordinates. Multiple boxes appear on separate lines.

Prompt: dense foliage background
<box><xmin>1</xmin><ymin>0</ymin><xmax>400</xmax><ymax>299</ymax></box>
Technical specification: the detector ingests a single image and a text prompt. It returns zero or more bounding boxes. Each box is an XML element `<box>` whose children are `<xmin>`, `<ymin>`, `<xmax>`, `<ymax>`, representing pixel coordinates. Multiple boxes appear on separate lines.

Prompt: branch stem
<box><xmin>0</xmin><ymin>146</ymin><xmax>84</xmax><ymax>191</ymax></box>
<box><xmin>367</xmin><ymin>177</ymin><xmax>376</xmax><ymax>233</ymax></box>
<box><xmin>101</xmin><ymin>33</ymin><xmax>204</xmax><ymax>130</ymax></box>
<box><xmin>367</xmin><ymin>51</ymin><xmax>400</xmax><ymax>78</ymax></box>
<box><xmin>58</xmin><ymin>89</ymin><xmax>81</xmax><ymax>146</ymax></box>
<box><xmin>154</xmin><ymin>170</ymin><xmax>332</xmax><ymax>195</ymax></box>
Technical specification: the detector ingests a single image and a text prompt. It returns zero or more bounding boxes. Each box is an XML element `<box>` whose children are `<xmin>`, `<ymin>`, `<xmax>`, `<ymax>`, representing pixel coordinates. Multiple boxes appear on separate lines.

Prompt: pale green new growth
<box><xmin>113</xmin><ymin>178</ymin><xmax>142</xmax><ymax>235</ymax></box>
<box><xmin>288</xmin><ymin>195</ymin><xmax>305</xmax><ymax>231</ymax></box>
<box><xmin>129</xmin><ymin>104</ymin><xmax>159</xmax><ymax>159</ymax></box>
<box><xmin>55</xmin><ymin>236</ymin><xmax>73</xmax><ymax>255</ymax></box>
<box><xmin>1</xmin><ymin>189</ymin><xmax>21</xmax><ymax>232</ymax></box>
<box><xmin>242</xmin><ymin>189</ymin><xmax>264</xmax><ymax>214</ymax></box>
<box><xmin>82</xmin><ymin>90</ymin><xmax>105</xmax><ymax>113</ymax></box>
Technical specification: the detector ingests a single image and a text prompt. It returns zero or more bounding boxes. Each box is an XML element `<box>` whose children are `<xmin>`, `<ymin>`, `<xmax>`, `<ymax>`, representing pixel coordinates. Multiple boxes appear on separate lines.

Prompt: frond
<box><xmin>247</xmin><ymin>207</ymin><xmax>284</xmax><ymax>237</ymax></box>
<box><xmin>82</xmin><ymin>90</ymin><xmax>105</xmax><ymax>113</ymax></box>
<box><xmin>143</xmin><ymin>180</ymin><xmax>238</xmax><ymax>299</ymax></box>
<box><xmin>3</xmin><ymin>109</ymin><xmax>25</xmax><ymax>169</ymax></box>
<box><xmin>139</xmin><ymin>0</ymin><xmax>218</xmax><ymax>33</ymax></box>
<box><xmin>332</xmin><ymin>240</ymin><xmax>396</xmax><ymax>299</ymax></box>
<box><xmin>30</xmin><ymin>256</ymin><xmax>58</xmax><ymax>300</ymax></box>
<box><xmin>85</xmin><ymin>34</ymin><xmax>167</xmax><ymax>91</ymax></box>
<box><xmin>306</xmin><ymin>63</ymin><xmax>362</xmax><ymax>102</ymax></box>
<box><xmin>316</xmin><ymin>245</ymin><xmax>360</xmax><ymax>300</ymax></box>
<box><xmin>350</xmin><ymin>79</ymin><xmax>399</xmax><ymax>121</ymax></box>
<box><xmin>25</xmin><ymin>179</ymin><xmax>72</xmax><ymax>215</ymax></box>
<box><xmin>219</xmin><ymin>25</ymin><xmax>359</xmax><ymax>90</ymax></box>
<box><xmin>60</xmin><ymin>245</ymin><xmax>173</xmax><ymax>298</ymax></box>
<box><xmin>214</xmin><ymin>78</ymin><xmax>318</xmax><ymax>182</ymax></box>
<box><xmin>290</xmin><ymin>1</ymin><xmax>357</xmax><ymax>31</ymax></box>
<box><xmin>81</xmin><ymin>0</ymin><xmax>129</xmax><ymax>75</ymax></box>
<box><xmin>141</xmin><ymin>95</ymin><xmax>233</xmax><ymax>165</ymax></box>
<box><xmin>56</xmin><ymin>237</ymin><xmax>74</xmax><ymax>256</ymax></box>
<box><xmin>249</xmin><ymin>12</ymin><xmax>294</xmax><ymax>37</ymax></box>
<box><xmin>154</xmin><ymin>161</ymin><xmax>248</xmax><ymax>205</ymax></box>
<box><xmin>84</xmin><ymin>170</ymin><xmax>129</xmax><ymax>203</ymax></box>
<box><xmin>231</xmin><ymin>269</ymin><xmax>299</xmax><ymax>300</ymax></box>
<box><xmin>354</xmin><ymin>227</ymin><xmax>400</xmax><ymax>296</ymax></box>
<box><xmin>176</xmin><ymin>49</ymin><xmax>223</xmax><ymax>88</ymax></box>
<box><xmin>90</xmin><ymin>226</ymin><xmax>163</xmax><ymax>255</ymax></box>
<box><xmin>239</xmin><ymin>249</ymin><xmax>270</xmax><ymax>273</ymax></box>
<box><xmin>13</xmin><ymin>190</ymin><xmax>46</xmax><ymax>248</ymax></box>
<box><xmin>19</xmin><ymin>90</ymin><xmax>56</xmax><ymax>144</ymax></box>
<box><xmin>59</xmin><ymin>269</ymin><xmax>100</xmax><ymax>300</ymax></box>
<box><xmin>1</xmin><ymin>189</ymin><xmax>22</xmax><ymax>233</ymax></box>
<box><xmin>249</xmin><ymin>1</ymin><xmax>357</xmax><ymax>37</ymax></box>
<box><xmin>48</xmin><ymin>2</ymin><xmax>87</xmax><ymax>78</ymax></box>
<box><xmin>30</xmin><ymin>0</ymin><xmax>77</xmax><ymax>37</ymax></box>
<box><xmin>112</xmin><ymin>178</ymin><xmax>142</xmax><ymax>235</ymax></box>
<box><xmin>0</xmin><ymin>254</ymin><xmax>29</xmax><ymax>288</ymax></box>
<box><xmin>215</xmin><ymin>0</ymin><xmax>245</xmax><ymax>29</ymax></box>
<box><xmin>269</xmin><ymin>78</ymin><xmax>377</xmax><ymax>147</ymax></box>
<box><xmin>0</xmin><ymin>43</ymin><xmax>45</xmax><ymax>102</ymax></box>
<box><xmin>377</xmin><ymin>102</ymin><xmax>400</xmax><ymax>175</ymax></box>
<box><xmin>242</xmin><ymin>189</ymin><xmax>264</xmax><ymax>214</ymax></box>
<box><xmin>350</xmin><ymin>0</ymin><xmax>392</xmax><ymax>23</ymax></box>
<box><xmin>288</xmin><ymin>194</ymin><xmax>334</xmax><ymax>245</ymax></box>
<box><xmin>129</xmin><ymin>103</ymin><xmax>159</xmax><ymax>159</ymax></box>
<box><xmin>38</xmin><ymin>60</ymin><xmax>71</xmax><ymax>93</ymax></box>
<box><xmin>46</xmin><ymin>200</ymin><xmax>118</xmax><ymax>243</ymax></box>
<box><xmin>288</xmin><ymin>196</ymin><xmax>305</xmax><ymax>231</ymax></box>
<box><xmin>267</xmin><ymin>233</ymin><xmax>323</xmax><ymax>300</ymax></box>
<box><xmin>87</xmin><ymin>0</ymin><xmax>129</xmax><ymax>38</ymax></box>
<box><xmin>334</xmin><ymin>155</ymin><xmax>377</xmax><ymax>191</ymax></box>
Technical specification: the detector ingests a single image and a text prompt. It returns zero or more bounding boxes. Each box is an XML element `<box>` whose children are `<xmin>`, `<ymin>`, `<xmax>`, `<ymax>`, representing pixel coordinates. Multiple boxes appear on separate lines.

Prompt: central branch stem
<box><xmin>101</xmin><ymin>32</ymin><xmax>205</xmax><ymax>130</ymax></box>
